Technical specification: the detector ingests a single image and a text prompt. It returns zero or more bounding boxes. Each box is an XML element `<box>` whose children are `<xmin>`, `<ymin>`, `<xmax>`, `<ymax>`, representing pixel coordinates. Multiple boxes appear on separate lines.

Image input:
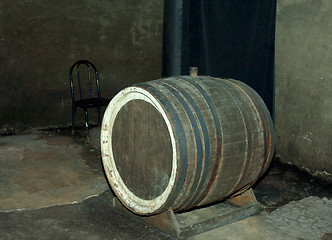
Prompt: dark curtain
<box><xmin>162</xmin><ymin>0</ymin><xmax>276</xmax><ymax>117</ymax></box>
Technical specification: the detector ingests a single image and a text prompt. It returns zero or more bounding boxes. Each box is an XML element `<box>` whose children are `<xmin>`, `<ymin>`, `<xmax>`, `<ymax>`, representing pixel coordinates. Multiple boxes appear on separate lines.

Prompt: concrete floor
<box><xmin>0</xmin><ymin>127</ymin><xmax>331</xmax><ymax>239</ymax></box>
<box><xmin>0</xmin><ymin>131</ymin><xmax>107</xmax><ymax>211</ymax></box>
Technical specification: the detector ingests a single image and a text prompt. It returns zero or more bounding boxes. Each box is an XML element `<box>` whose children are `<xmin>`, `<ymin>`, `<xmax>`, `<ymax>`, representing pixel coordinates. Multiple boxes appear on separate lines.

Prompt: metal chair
<box><xmin>69</xmin><ymin>60</ymin><xmax>110</xmax><ymax>141</ymax></box>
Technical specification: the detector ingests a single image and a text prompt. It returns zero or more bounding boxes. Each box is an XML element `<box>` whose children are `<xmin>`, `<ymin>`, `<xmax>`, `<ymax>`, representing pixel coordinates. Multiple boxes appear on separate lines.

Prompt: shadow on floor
<box><xmin>0</xmin><ymin>190</ymin><xmax>173</xmax><ymax>240</ymax></box>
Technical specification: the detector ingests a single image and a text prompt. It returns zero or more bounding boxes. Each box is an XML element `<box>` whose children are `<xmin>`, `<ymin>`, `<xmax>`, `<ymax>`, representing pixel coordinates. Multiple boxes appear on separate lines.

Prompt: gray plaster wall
<box><xmin>275</xmin><ymin>0</ymin><xmax>332</xmax><ymax>180</ymax></box>
<box><xmin>0</xmin><ymin>0</ymin><xmax>163</xmax><ymax>129</ymax></box>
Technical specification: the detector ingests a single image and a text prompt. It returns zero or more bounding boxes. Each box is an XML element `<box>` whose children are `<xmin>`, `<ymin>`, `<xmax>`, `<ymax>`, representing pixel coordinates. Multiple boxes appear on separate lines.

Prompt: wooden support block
<box><xmin>227</xmin><ymin>188</ymin><xmax>257</xmax><ymax>207</ymax></box>
<box><xmin>113</xmin><ymin>189</ymin><xmax>261</xmax><ymax>239</ymax></box>
<box><xmin>113</xmin><ymin>198</ymin><xmax>180</xmax><ymax>238</ymax></box>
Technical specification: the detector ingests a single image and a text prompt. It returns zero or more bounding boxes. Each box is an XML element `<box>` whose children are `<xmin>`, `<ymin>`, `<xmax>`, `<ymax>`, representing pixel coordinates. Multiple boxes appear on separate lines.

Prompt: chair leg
<box><xmin>72</xmin><ymin>106</ymin><xmax>76</xmax><ymax>135</ymax></box>
<box><xmin>84</xmin><ymin>109</ymin><xmax>89</xmax><ymax>142</ymax></box>
<box><xmin>97</xmin><ymin>106</ymin><xmax>101</xmax><ymax>126</ymax></box>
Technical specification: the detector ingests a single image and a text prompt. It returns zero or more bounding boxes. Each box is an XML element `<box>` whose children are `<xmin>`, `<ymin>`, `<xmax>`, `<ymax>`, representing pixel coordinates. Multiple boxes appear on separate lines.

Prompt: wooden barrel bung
<box><xmin>101</xmin><ymin>76</ymin><xmax>275</xmax><ymax>215</ymax></box>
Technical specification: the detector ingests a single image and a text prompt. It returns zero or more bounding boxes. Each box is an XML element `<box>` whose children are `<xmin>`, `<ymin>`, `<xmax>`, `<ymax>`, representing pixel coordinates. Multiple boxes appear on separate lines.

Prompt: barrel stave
<box><xmin>161</xmin><ymin>78</ymin><xmax>218</xmax><ymax>210</ymax></box>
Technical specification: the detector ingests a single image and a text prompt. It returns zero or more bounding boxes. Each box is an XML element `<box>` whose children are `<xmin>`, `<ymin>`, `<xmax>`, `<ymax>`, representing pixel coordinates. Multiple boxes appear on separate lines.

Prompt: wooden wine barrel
<box><xmin>101</xmin><ymin>76</ymin><xmax>275</xmax><ymax>215</ymax></box>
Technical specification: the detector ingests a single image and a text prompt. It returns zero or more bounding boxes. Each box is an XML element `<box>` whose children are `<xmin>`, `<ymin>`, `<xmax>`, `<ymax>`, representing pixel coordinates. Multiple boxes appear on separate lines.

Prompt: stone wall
<box><xmin>275</xmin><ymin>0</ymin><xmax>332</xmax><ymax>180</ymax></box>
<box><xmin>0</xmin><ymin>0</ymin><xmax>163</xmax><ymax>129</ymax></box>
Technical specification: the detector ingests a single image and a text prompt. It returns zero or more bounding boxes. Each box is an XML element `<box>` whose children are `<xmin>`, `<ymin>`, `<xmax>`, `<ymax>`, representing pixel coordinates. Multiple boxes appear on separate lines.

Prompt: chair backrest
<box><xmin>69</xmin><ymin>60</ymin><xmax>101</xmax><ymax>101</ymax></box>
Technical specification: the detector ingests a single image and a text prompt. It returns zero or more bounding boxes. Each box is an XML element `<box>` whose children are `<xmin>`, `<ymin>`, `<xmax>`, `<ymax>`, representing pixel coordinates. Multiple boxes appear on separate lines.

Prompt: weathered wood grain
<box><xmin>101</xmin><ymin>76</ymin><xmax>275</xmax><ymax>215</ymax></box>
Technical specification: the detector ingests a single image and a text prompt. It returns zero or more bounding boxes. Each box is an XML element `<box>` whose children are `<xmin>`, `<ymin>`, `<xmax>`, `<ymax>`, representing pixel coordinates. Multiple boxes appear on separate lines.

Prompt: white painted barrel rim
<box><xmin>100</xmin><ymin>86</ymin><xmax>177</xmax><ymax>215</ymax></box>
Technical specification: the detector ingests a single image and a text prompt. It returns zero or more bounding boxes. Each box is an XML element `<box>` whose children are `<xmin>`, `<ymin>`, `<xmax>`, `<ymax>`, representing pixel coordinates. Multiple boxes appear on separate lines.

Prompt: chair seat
<box><xmin>75</xmin><ymin>97</ymin><xmax>110</xmax><ymax>109</ymax></box>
